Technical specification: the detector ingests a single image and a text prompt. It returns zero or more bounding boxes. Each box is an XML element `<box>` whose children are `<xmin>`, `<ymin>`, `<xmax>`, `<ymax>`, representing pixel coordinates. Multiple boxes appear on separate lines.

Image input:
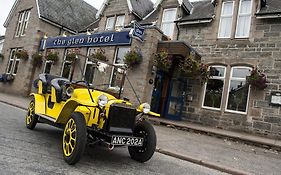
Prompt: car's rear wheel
<box><xmin>128</xmin><ymin>120</ymin><xmax>156</xmax><ymax>162</ymax></box>
<box><xmin>63</xmin><ymin>112</ymin><xmax>86</xmax><ymax>165</ymax></box>
<box><xmin>26</xmin><ymin>99</ymin><xmax>39</xmax><ymax>130</ymax></box>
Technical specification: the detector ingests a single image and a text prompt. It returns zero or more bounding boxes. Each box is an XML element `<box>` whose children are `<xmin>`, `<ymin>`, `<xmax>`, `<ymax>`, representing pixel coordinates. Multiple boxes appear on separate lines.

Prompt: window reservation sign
<box><xmin>40</xmin><ymin>30</ymin><xmax>132</xmax><ymax>50</ymax></box>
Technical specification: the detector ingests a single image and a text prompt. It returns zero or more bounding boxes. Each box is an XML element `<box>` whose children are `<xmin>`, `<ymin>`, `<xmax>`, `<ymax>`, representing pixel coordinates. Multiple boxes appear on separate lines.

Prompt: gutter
<box><xmin>177</xmin><ymin>18</ymin><xmax>213</xmax><ymax>25</ymax></box>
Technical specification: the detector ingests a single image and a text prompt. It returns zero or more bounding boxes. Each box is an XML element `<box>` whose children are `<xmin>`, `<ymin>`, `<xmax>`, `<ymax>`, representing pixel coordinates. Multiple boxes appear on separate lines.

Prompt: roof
<box><xmin>96</xmin><ymin>0</ymin><xmax>154</xmax><ymax>19</ymax></box>
<box><xmin>256</xmin><ymin>0</ymin><xmax>281</xmax><ymax>18</ymax></box>
<box><xmin>153</xmin><ymin>0</ymin><xmax>192</xmax><ymax>13</ymax></box>
<box><xmin>37</xmin><ymin>0</ymin><xmax>97</xmax><ymax>32</ymax></box>
<box><xmin>129</xmin><ymin>0</ymin><xmax>154</xmax><ymax>19</ymax></box>
<box><xmin>79</xmin><ymin>19</ymin><xmax>100</xmax><ymax>32</ymax></box>
<box><xmin>140</xmin><ymin>7</ymin><xmax>160</xmax><ymax>25</ymax></box>
<box><xmin>177</xmin><ymin>0</ymin><xmax>215</xmax><ymax>23</ymax></box>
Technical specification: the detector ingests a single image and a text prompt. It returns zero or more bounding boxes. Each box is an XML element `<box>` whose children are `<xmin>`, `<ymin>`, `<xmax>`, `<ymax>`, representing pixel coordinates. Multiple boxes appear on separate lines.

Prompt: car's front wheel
<box><xmin>26</xmin><ymin>99</ymin><xmax>39</xmax><ymax>130</ymax></box>
<box><xmin>128</xmin><ymin>120</ymin><xmax>156</xmax><ymax>162</ymax></box>
<box><xmin>62</xmin><ymin>112</ymin><xmax>87</xmax><ymax>165</ymax></box>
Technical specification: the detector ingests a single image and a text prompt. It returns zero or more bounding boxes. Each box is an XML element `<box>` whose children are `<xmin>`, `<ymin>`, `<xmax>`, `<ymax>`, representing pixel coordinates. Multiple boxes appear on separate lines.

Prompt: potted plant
<box><xmin>91</xmin><ymin>48</ymin><xmax>107</xmax><ymax>62</ymax></box>
<box><xmin>124</xmin><ymin>50</ymin><xmax>143</xmax><ymax>68</ymax></box>
<box><xmin>179</xmin><ymin>55</ymin><xmax>210</xmax><ymax>83</ymax></box>
<box><xmin>46</xmin><ymin>52</ymin><xmax>59</xmax><ymax>63</ymax></box>
<box><xmin>247</xmin><ymin>67</ymin><xmax>268</xmax><ymax>90</ymax></box>
<box><xmin>15</xmin><ymin>50</ymin><xmax>29</xmax><ymax>60</ymax></box>
<box><xmin>153</xmin><ymin>51</ymin><xmax>172</xmax><ymax>72</ymax></box>
<box><xmin>65</xmin><ymin>52</ymin><xmax>76</xmax><ymax>62</ymax></box>
<box><xmin>32</xmin><ymin>53</ymin><xmax>43</xmax><ymax>66</ymax></box>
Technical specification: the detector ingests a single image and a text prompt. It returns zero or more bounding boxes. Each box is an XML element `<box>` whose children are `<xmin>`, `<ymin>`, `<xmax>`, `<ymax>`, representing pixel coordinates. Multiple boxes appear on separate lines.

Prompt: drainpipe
<box><xmin>176</xmin><ymin>21</ymin><xmax>180</xmax><ymax>40</ymax></box>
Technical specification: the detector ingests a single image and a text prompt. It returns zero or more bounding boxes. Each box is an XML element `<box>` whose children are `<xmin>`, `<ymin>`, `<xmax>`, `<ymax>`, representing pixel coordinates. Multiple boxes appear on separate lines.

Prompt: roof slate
<box><xmin>177</xmin><ymin>0</ymin><xmax>215</xmax><ymax>22</ymax></box>
<box><xmin>130</xmin><ymin>0</ymin><xmax>154</xmax><ymax>18</ymax></box>
<box><xmin>38</xmin><ymin>0</ymin><xmax>97</xmax><ymax>32</ymax></box>
<box><xmin>256</xmin><ymin>0</ymin><xmax>281</xmax><ymax>15</ymax></box>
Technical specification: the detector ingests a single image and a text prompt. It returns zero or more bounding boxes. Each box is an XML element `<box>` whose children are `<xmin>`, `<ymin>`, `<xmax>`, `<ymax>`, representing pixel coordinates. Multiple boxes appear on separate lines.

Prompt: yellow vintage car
<box><xmin>26</xmin><ymin>60</ymin><xmax>160</xmax><ymax>165</ymax></box>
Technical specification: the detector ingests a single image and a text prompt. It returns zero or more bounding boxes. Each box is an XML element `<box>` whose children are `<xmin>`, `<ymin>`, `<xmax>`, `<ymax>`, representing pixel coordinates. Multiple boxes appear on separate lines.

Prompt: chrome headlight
<box><xmin>66</xmin><ymin>86</ymin><xmax>74</xmax><ymax>97</ymax></box>
<box><xmin>142</xmin><ymin>103</ymin><xmax>151</xmax><ymax>114</ymax></box>
<box><xmin>98</xmin><ymin>94</ymin><xmax>108</xmax><ymax>107</ymax></box>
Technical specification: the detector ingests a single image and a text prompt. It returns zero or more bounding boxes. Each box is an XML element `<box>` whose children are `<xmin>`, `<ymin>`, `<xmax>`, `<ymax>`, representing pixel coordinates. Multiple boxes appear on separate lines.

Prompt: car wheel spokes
<box><xmin>26</xmin><ymin>102</ymin><xmax>34</xmax><ymax>125</ymax></box>
<box><xmin>63</xmin><ymin>118</ymin><xmax>77</xmax><ymax>157</ymax></box>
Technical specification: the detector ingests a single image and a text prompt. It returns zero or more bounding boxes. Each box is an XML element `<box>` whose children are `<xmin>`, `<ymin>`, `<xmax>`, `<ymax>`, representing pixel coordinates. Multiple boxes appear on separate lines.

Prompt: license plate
<box><xmin>111</xmin><ymin>135</ymin><xmax>143</xmax><ymax>146</ymax></box>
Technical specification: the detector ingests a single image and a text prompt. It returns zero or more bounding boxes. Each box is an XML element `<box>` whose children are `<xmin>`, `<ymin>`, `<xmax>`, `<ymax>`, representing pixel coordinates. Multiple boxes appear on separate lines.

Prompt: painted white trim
<box><xmin>218</xmin><ymin>1</ymin><xmax>234</xmax><ymax>39</ymax></box>
<box><xmin>154</xmin><ymin>0</ymin><xmax>163</xmax><ymax>8</ymax></box>
<box><xmin>96</xmin><ymin>0</ymin><xmax>109</xmax><ymax>19</ymax></box>
<box><xmin>256</xmin><ymin>15</ymin><xmax>281</xmax><ymax>19</ymax></box>
<box><xmin>225</xmin><ymin>66</ymin><xmax>252</xmax><ymax>114</ymax></box>
<box><xmin>201</xmin><ymin>65</ymin><xmax>226</xmax><ymax>110</ymax></box>
<box><xmin>127</xmin><ymin>0</ymin><xmax>133</xmax><ymax>12</ymax></box>
<box><xmin>35</xmin><ymin>0</ymin><xmax>41</xmax><ymax>18</ymax></box>
<box><xmin>4</xmin><ymin>0</ymin><xmax>19</xmax><ymax>27</ymax></box>
<box><xmin>235</xmin><ymin>0</ymin><xmax>253</xmax><ymax>38</ymax></box>
<box><xmin>178</xmin><ymin>19</ymin><xmax>212</xmax><ymax>25</ymax></box>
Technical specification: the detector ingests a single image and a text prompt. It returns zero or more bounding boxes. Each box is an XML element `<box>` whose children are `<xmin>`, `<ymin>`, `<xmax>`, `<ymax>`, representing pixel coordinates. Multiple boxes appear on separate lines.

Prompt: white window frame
<box><xmin>61</xmin><ymin>49</ymin><xmax>73</xmax><ymax>79</ymax></box>
<box><xmin>115</xmin><ymin>15</ymin><xmax>125</xmax><ymax>30</ymax></box>
<box><xmin>109</xmin><ymin>47</ymin><xmax>130</xmax><ymax>88</ymax></box>
<box><xmin>218</xmin><ymin>1</ymin><xmax>234</xmax><ymax>38</ymax></box>
<box><xmin>105</xmin><ymin>16</ymin><xmax>115</xmax><ymax>31</ymax></box>
<box><xmin>7</xmin><ymin>48</ymin><xmax>21</xmax><ymax>75</ymax></box>
<box><xmin>15</xmin><ymin>10</ymin><xmax>30</xmax><ymax>37</ymax></box>
<box><xmin>225</xmin><ymin>66</ymin><xmax>251</xmax><ymax>114</ymax></box>
<box><xmin>161</xmin><ymin>8</ymin><xmax>177</xmax><ymax>39</ymax></box>
<box><xmin>83</xmin><ymin>48</ymin><xmax>96</xmax><ymax>84</ymax></box>
<box><xmin>202</xmin><ymin>65</ymin><xmax>226</xmax><ymax>111</ymax></box>
<box><xmin>43</xmin><ymin>60</ymin><xmax>53</xmax><ymax>74</ymax></box>
<box><xmin>235</xmin><ymin>0</ymin><xmax>253</xmax><ymax>38</ymax></box>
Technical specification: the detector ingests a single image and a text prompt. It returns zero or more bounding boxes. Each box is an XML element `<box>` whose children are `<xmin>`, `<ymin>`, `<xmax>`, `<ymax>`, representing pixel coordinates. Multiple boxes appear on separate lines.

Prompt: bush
<box><xmin>66</xmin><ymin>53</ymin><xmax>76</xmax><ymax>62</ymax></box>
<box><xmin>91</xmin><ymin>49</ymin><xmax>107</xmax><ymax>62</ymax></box>
<box><xmin>46</xmin><ymin>52</ymin><xmax>59</xmax><ymax>63</ymax></box>
<box><xmin>247</xmin><ymin>67</ymin><xmax>268</xmax><ymax>90</ymax></box>
<box><xmin>153</xmin><ymin>51</ymin><xmax>172</xmax><ymax>72</ymax></box>
<box><xmin>124</xmin><ymin>50</ymin><xmax>143</xmax><ymax>68</ymax></box>
<box><xmin>32</xmin><ymin>53</ymin><xmax>43</xmax><ymax>66</ymax></box>
<box><xmin>15</xmin><ymin>50</ymin><xmax>29</xmax><ymax>60</ymax></box>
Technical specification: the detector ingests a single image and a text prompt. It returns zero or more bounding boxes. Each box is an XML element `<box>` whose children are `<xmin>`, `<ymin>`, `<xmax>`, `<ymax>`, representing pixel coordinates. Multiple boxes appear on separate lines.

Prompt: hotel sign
<box><xmin>40</xmin><ymin>30</ymin><xmax>132</xmax><ymax>50</ymax></box>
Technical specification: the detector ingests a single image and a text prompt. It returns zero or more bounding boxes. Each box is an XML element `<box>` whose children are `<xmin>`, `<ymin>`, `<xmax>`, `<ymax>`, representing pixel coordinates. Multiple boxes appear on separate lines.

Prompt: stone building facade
<box><xmin>1</xmin><ymin>0</ymin><xmax>281</xmax><ymax>138</ymax></box>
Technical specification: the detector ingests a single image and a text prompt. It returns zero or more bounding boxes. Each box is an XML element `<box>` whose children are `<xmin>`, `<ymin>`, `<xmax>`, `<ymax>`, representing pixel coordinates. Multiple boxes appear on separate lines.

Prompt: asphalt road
<box><xmin>0</xmin><ymin>102</ymin><xmax>226</xmax><ymax>175</ymax></box>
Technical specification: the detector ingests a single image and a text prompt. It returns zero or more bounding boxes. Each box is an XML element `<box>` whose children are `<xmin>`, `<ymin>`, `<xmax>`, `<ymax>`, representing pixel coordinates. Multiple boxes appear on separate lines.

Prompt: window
<box><xmin>83</xmin><ymin>48</ymin><xmax>96</xmax><ymax>84</ymax></box>
<box><xmin>235</xmin><ymin>0</ymin><xmax>252</xmax><ymax>38</ymax></box>
<box><xmin>226</xmin><ymin>67</ymin><xmax>251</xmax><ymax>113</ymax></box>
<box><xmin>43</xmin><ymin>61</ymin><xmax>53</xmax><ymax>74</ymax></box>
<box><xmin>110</xmin><ymin>47</ymin><xmax>130</xmax><ymax>88</ymax></box>
<box><xmin>161</xmin><ymin>8</ymin><xmax>177</xmax><ymax>39</ymax></box>
<box><xmin>7</xmin><ymin>48</ymin><xmax>21</xmax><ymax>75</ymax></box>
<box><xmin>15</xmin><ymin>10</ymin><xmax>30</xmax><ymax>37</ymax></box>
<box><xmin>61</xmin><ymin>50</ymin><xmax>74</xmax><ymax>79</ymax></box>
<box><xmin>203</xmin><ymin>66</ymin><xmax>226</xmax><ymax>110</ymax></box>
<box><xmin>218</xmin><ymin>2</ymin><xmax>234</xmax><ymax>38</ymax></box>
<box><xmin>218</xmin><ymin>0</ymin><xmax>252</xmax><ymax>38</ymax></box>
<box><xmin>105</xmin><ymin>15</ymin><xmax>125</xmax><ymax>31</ymax></box>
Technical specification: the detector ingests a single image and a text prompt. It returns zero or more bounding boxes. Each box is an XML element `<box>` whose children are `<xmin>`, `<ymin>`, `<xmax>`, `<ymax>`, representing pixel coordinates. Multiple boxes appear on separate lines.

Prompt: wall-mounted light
<box><xmin>62</xmin><ymin>31</ymin><xmax>67</xmax><ymax>37</ymax></box>
<box><xmin>86</xmin><ymin>29</ymin><xmax>91</xmax><ymax>35</ymax></box>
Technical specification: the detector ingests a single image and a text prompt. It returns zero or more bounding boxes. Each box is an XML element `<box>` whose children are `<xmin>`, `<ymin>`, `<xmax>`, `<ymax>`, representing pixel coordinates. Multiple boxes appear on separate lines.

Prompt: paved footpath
<box><xmin>0</xmin><ymin>92</ymin><xmax>281</xmax><ymax>174</ymax></box>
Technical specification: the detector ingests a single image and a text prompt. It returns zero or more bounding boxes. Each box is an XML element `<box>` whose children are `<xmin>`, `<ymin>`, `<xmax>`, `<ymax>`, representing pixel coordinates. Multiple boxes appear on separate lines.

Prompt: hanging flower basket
<box><xmin>15</xmin><ymin>50</ymin><xmax>29</xmax><ymax>60</ymax></box>
<box><xmin>65</xmin><ymin>53</ymin><xmax>76</xmax><ymax>62</ymax></box>
<box><xmin>247</xmin><ymin>67</ymin><xmax>268</xmax><ymax>90</ymax></box>
<box><xmin>46</xmin><ymin>52</ymin><xmax>59</xmax><ymax>63</ymax></box>
<box><xmin>91</xmin><ymin>48</ymin><xmax>107</xmax><ymax>62</ymax></box>
<box><xmin>32</xmin><ymin>53</ymin><xmax>43</xmax><ymax>66</ymax></box>
<box><xmin>124</xmin><ymin>50</ymin><xmax>143</xmax><ymax>68</ymax></box>
<box><xmin>179</xmin><ymin>55</ymin><xmax>210</xmax><ymax>83</ymax></box>
<box><xmin>153</xmin><ymin>51</ymin><xmax>172</xmax><ymax>72</ymax></box>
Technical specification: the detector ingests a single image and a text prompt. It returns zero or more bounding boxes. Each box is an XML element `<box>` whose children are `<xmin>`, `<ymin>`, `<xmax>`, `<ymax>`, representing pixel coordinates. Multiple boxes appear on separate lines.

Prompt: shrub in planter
<box><xmin>15</xmin><ymin>50</ymin><xmax>29</xmax><ymax>60</ymax></box>
<box><xmin>124</xmin><ymin>50</ymin><xmax>143</xmax><ymax>68</ymax></box>
<box><xmin>153</xmin><ymin>51</ymin><xmax>172</xmax><ymax>72</ymax></box>
<box><xmin>32</xmin><ymin>53</ymin><xmax>43</xmax><ymax>66</ymax></box>
<box><xmin>66</xmin><ymin>53</ymin><xmax>76</xmax><ymax>62</ymax></box>
<box><xmin>247</xmin><ymin>67</ymin><xmax>268</xmax><ymax>90</ymax></box>
<box><xmin>91</xmin><ymin>49</ymin><xmax>107</xmax><ymax>62</ymax></box>
<box><xmin>46</xmin><ymin>52</ymin><xmax>59</xmax><ymax>63</ymax></box>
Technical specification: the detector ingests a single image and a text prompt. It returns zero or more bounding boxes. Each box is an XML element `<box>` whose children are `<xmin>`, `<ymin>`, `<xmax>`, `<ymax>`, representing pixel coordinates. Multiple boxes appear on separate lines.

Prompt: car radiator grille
<box><xmin>105</xmin><ymin>103</ymin><xmax>137</xmax><ymax>134</ymax></box>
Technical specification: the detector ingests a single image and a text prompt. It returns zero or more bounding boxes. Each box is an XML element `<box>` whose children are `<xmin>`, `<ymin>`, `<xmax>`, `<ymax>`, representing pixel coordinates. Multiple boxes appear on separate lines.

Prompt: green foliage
<box><xmin>153</xmin><ymin>51</ymin><xmax>172</xmax><ymax>72</ymax></box>
<box><xmin>91</xmin><ymin>48</ymin><xmax>107</xmax><ymax>62</ymax></box>
<box><xmin>32</xmin><ymin>53</ymin><xmax>43</xmax><ymax>66</ymax></box>
<box><xmin>65</xmin><ymin>53</ymin><xmax>76</xmax><ymax>62</ymax></box>
<box><xmin>46</xmin><ymin>52</ymin><xmax>59</xmax><ymax>62</ymax></box>
<box><xmin>124</xmin><ymin>50</ymin><xmax>143</xmax><ymax>68</ymax></box>
<box><xmin>247</xmin><ymin>67</ymin><xmax>268</xmax><ymax>90</ymax></box>
<box><xmin>15</xmin><ymin>50</ymin><xmax>29</xmax><ymax>60</ymax></box>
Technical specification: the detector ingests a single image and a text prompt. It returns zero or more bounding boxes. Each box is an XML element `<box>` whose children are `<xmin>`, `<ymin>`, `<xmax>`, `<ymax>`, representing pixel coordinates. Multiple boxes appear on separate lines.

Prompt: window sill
<box><xmin>224</xmin><ymin>109</ymin><xmax>247</xmax><ymax>115</ymax></box>
<box><xmin>201</xmin><ymin>106</ymin><xmax>221</xmax><ymax>112</ymax></box>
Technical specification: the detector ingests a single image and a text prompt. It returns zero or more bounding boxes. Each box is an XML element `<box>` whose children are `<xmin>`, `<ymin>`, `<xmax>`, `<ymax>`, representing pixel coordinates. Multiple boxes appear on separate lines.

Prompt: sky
<box><xmin>0</xmin><ymin>0</ymin><xmax>157</xmax><ymax>36</ymax></box>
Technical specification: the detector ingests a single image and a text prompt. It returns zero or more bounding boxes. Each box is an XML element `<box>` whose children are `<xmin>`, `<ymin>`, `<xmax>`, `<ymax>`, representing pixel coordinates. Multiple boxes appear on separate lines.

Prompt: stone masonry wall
<box><xmin>178</xmin><ymin>0</ymin><xmax>281</xmax><ymax>138</ymax></box>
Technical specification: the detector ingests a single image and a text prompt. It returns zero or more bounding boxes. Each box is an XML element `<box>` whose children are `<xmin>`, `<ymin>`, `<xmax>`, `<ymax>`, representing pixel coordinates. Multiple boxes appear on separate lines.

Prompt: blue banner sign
<box><xmin>131</xmin><ymin>22</ymin><xmax>145</xmax><ymax>42</ymax></box>
<box><xmin>41</xmin><ymin>30</ymin><xmax>132</xmax><ymax>50</ymax></box>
